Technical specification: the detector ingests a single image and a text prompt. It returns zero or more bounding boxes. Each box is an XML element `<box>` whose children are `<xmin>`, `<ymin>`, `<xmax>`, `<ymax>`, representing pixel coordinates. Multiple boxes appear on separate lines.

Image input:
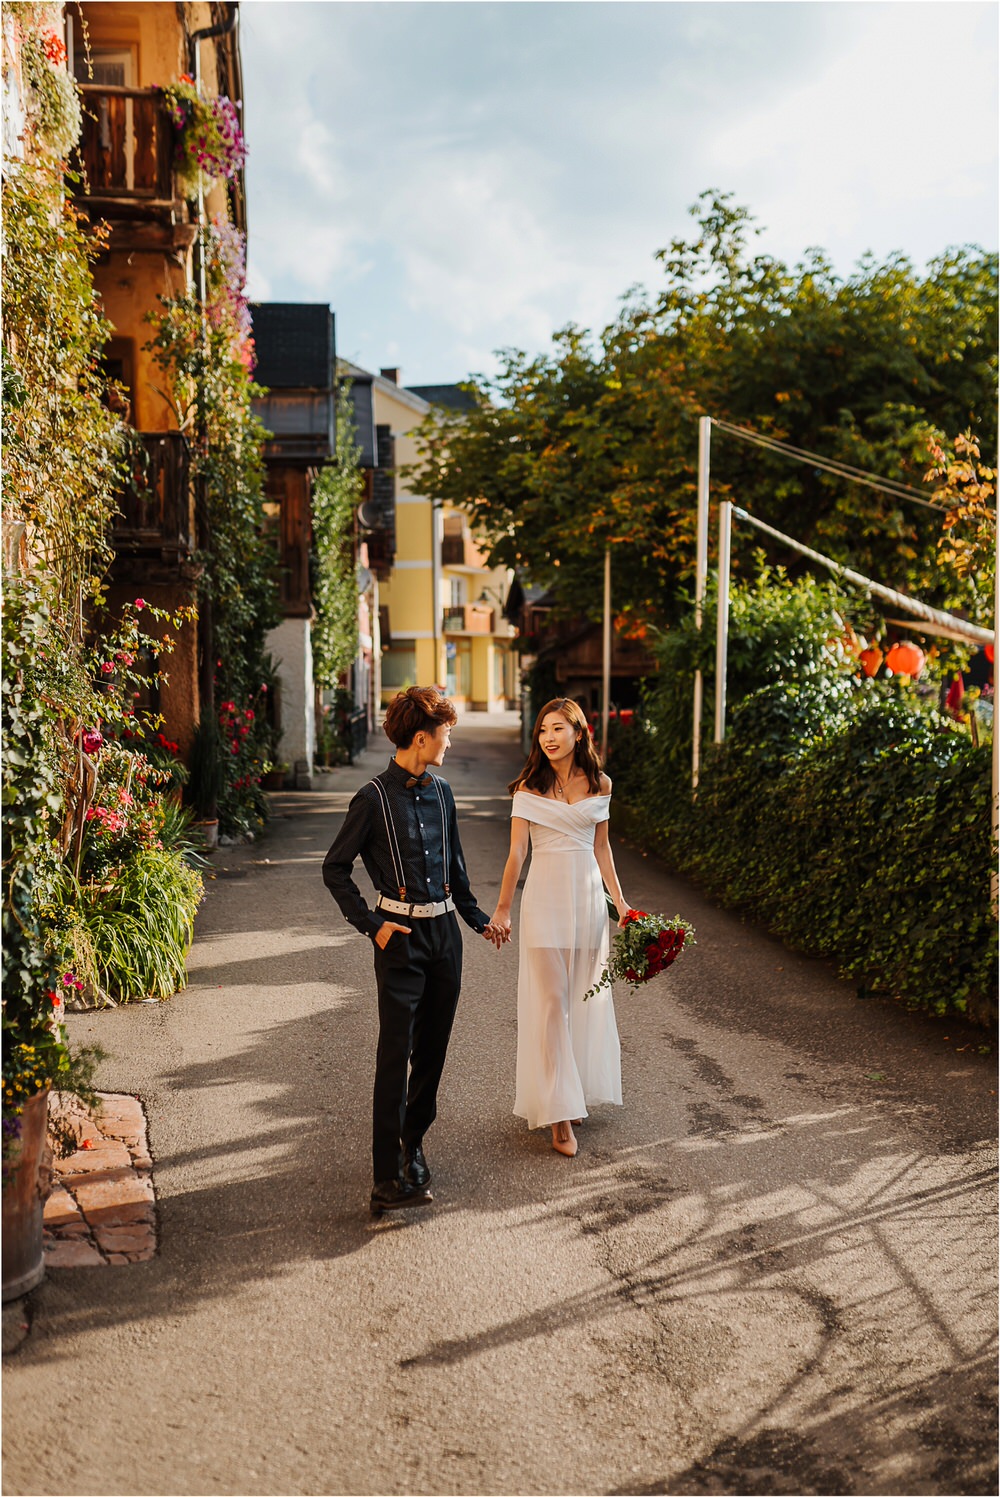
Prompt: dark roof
<box><xmin>407</xmin><ymin>383</ymin><xmax>478</xmax><ymax>413</ymax></box>
<box><xmin>250</xmin><ymin>303</ymin><xmax>335</xmax><ymax>390</ymax></box>
<box><xmin>336</xmin><ymin>368</ymin><xmax>378</xmax><ymax>469</ymax></box>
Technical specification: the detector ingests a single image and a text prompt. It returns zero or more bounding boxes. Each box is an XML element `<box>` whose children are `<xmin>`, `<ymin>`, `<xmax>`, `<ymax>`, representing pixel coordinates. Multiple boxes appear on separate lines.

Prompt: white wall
<box><xmin>266</xmin><ymin>617</ymin><xmax>315</xmax><ymax>786</ymax></box>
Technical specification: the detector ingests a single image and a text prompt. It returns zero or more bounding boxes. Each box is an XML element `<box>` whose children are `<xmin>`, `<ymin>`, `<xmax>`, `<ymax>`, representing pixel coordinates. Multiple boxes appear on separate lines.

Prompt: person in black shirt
<box><xmin>323</xmin><ymin>686</ymin><xmax>505</xmax><ymax>1215</ymax></box>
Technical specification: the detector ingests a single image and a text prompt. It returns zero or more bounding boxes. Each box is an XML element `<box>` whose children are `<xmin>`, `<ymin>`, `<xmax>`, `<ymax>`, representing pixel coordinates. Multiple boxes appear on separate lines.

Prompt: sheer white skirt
<box><xmin>514</xmin><ymin>844</ymin><xmax>622</xmax><ymax>1129</ymax></box>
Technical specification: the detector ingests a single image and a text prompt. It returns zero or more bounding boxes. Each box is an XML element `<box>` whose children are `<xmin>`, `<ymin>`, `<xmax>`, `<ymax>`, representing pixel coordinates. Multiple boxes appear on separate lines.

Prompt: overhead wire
<box><xmin>710</xmin><ymin>418</ymin><xmax>944</xmax><ymax>512</ymax></box>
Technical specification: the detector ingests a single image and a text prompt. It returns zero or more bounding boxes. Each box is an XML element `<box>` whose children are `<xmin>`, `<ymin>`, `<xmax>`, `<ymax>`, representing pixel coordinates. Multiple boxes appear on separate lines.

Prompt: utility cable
<box><xmin>711</xmin><ymin>418</ymin><xmax>944</xmax><ymax>512</ymax></box>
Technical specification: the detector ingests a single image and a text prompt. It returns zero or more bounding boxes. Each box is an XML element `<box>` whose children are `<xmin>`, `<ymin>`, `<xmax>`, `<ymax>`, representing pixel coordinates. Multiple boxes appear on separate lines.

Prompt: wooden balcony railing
<box><xmin>113</xmin><ymin>432</ymin><xmax>193</xmax><ymax>563</ymax></box>
<box><xmin>77</xmin><ymin>86</ymin><xmax>177</xmax><ymax>204</ymax></box>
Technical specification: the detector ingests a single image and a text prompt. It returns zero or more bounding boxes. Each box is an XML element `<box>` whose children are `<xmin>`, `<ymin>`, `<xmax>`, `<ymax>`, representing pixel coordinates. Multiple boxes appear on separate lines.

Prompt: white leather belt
<box><xmin>376</xmin><ymin>894</ymin><xmax>455</xmax><ymax>919</ymax></box>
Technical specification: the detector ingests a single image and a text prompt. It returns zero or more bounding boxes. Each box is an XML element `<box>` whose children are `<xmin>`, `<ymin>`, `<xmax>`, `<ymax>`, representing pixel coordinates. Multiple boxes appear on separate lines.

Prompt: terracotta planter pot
<box><xmin>2</xmin><ymin>1090</ymin><xmax>52</xmax><ymax>1302</ymax></box>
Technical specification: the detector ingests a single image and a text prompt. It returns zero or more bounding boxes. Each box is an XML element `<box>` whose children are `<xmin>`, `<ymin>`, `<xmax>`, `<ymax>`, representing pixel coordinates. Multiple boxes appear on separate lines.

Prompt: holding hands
<box><xmin>484</xmin><ymin>909</ymin><xmax>512</xmax><ymax>948</ymax></box>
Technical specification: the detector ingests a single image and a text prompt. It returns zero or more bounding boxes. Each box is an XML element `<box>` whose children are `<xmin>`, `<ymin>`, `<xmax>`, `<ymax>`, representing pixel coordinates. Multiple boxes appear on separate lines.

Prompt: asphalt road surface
<box><xmin>3</xmin><ymin>718</ymin><xmax>997</xmax><ymax>1497</ymax></box>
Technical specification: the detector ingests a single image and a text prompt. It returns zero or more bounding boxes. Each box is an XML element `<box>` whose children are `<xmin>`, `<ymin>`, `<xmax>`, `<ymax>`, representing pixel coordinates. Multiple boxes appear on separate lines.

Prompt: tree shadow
<box><xmin>32</xmin><ymin>755</ymin><xmax>996</xmax><ymax>1497</ymax></box>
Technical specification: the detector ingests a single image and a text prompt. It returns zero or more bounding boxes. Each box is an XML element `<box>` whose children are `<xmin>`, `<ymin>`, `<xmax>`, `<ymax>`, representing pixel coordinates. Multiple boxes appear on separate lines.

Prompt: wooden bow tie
<box><xmin>405</xmin><ymin>773</ymin><xmax>432</xmax><ymax>789</ymax></box>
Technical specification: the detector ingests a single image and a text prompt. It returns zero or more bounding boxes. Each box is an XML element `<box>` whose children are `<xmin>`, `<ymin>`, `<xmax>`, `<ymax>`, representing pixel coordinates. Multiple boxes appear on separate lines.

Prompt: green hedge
<box><xmin>610</xmin><ymin>579</ymin><xmax>997</xmax><ymax>1027</ymax></box>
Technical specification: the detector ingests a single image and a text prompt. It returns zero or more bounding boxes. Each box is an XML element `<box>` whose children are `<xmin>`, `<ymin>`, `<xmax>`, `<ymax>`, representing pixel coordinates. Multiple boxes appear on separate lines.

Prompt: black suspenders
<box><xmin>369</xmin><ymin>775</ymin><xmax>451</xmax><ymax>901</ymax></box>
<box><xmin>370</xmin><ymin>778</ymin><xmax>406</xmax><ymax>898</ymax></box>
<box><xmin>432</xmin><ymin>777</ymin><xmax>451</xmax><ymax>896</ymax></box>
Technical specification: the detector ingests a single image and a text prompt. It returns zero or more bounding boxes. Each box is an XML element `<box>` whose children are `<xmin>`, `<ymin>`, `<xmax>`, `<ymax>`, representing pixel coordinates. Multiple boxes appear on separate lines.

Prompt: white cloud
<box><xmin>708</xmin><ymin>3</ymin><xmax>998</xmax><ymax>266</ymax></box>
<box><xmin>239</xmin><ymin>1</ymin><xmax>998</xmax><ymax>379</ymax></box>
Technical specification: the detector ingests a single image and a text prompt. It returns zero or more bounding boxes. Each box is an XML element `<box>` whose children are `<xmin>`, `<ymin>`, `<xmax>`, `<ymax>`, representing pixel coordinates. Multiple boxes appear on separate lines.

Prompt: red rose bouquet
<box><xmin>583</xmin><ymin>909</ymin><xmax>695</xmax><ymax>1000</ymax></box>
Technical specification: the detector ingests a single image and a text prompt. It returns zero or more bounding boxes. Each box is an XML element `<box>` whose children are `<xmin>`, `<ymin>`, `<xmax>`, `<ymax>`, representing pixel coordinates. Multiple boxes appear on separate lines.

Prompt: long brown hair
<box><xmin>508</xmin><ymin>698</ymin><xmax>604</xmax><ymax>797</ymax></box>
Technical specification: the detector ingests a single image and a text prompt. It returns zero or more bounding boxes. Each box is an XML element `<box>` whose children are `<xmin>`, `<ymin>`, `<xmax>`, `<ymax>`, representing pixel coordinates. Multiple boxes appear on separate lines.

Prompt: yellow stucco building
<box><xmin>347</xmin><ymin>366</ymin><xmax>519</xmax><ymax>713</ymax></box>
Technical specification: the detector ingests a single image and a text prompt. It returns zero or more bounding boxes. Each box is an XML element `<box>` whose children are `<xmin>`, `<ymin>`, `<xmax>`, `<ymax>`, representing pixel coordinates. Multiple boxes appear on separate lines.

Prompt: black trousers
<box><xmin>371</xmin><ymin>911</ymin><xmax>463</xmax><ymax>1185</ymax></box>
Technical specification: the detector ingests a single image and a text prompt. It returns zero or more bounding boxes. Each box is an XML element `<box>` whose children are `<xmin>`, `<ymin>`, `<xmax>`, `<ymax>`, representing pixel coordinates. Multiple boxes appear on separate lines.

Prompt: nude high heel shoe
<box><xmin>552</xmin><ymin>1121</ymin><xmax>578</xmax><ymax>1157</ymax></box>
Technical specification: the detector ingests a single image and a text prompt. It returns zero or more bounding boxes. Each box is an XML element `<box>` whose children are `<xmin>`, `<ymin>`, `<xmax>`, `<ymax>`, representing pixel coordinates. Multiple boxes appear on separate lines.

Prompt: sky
<box><xmin>239</xmin><ymin>0</ymin><xmax>998</xmax><ymax>387</ymax></box>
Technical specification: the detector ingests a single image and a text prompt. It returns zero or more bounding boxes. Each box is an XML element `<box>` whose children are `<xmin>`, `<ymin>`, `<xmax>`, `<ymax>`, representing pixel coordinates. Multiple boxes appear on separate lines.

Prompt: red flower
<box><xmin>134</xmin><ymin>597</ymin><xmax>147</xmax><ymax>611</ymax></box>
<box><xmin>42</xmin><ymin>32</ymin><xmax>67</xmax><ymax>65</ymax></box>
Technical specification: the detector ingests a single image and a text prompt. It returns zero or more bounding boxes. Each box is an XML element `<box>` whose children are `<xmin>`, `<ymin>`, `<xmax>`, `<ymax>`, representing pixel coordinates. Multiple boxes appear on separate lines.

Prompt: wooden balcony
<box><xmin>74</xmin><ymin>87</ymin><xmax>197</xmax><ymax>254</ymax></box>
<box><xmin>112</xmin><ymin>432</ymin><xmax>195</xmax><ymax>580</ymax></box>
<box><xmin>443</xmin><ymin>604</ymin><xmax>494</xmax><ymax>635</ymax></box>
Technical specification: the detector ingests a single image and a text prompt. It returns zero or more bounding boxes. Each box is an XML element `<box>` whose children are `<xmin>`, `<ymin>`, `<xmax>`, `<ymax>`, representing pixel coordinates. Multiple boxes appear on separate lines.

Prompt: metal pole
<box><xmin>732</xmin><ymin>506</ymin><xmax>992</xmax><ymax>645</ymax></box>
<box><xmin>601</xmin><ymin>545</ymin><xmax>611</xmax><ymax>761</ymax></box>
<box><xmin>692</xmin><ymin>416</ymin><xmax>711</xmax><ymax>789</ymax></box>
<box><xmin>714</xmin><ymin>500</ymin><xmax>732</xmax><ymax>744</ymax></box>
<box><xmin>431</xmin><ymin>501</ymin><xmax>442</xmax><ymax>688</ymax></box>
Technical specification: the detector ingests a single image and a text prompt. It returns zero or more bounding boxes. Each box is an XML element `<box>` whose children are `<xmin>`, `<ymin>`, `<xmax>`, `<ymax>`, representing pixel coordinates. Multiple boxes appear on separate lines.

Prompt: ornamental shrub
<box><xmin>616</xmin><ymin>576</ymin><xmax>997</xmax><ymax>1026</ymax></box>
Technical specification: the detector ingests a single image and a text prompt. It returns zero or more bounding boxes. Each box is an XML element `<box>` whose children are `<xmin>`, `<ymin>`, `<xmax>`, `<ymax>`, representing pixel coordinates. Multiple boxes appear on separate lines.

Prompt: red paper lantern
<box><xmin>885</xmin><ymin>641</ymin><xmax>925</xmax><ymax>677</ymax></box>
<box><xmin>986</xmin><ymin>642</ymin><xmax>995</xmax><ymax>664</ymax></box>
<box><xmin>858</xmin><ymin>645</ymin><xmax>882</xmax><ymax>678</ymax></box>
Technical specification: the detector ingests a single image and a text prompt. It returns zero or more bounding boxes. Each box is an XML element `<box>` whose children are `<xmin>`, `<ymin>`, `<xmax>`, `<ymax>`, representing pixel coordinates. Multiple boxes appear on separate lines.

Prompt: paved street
<box><xmin>2</xmin><ymin>717</ymin><xmax>996</xmax><ymax>1497</ymax></box>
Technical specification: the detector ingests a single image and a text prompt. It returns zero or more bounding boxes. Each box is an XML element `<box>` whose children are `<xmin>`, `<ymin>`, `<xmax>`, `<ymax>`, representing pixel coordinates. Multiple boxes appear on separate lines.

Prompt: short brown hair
<box><xmin>383</xmin><ymin>686</ymin><xmax>458</xmax><ymax>747</ymax></box>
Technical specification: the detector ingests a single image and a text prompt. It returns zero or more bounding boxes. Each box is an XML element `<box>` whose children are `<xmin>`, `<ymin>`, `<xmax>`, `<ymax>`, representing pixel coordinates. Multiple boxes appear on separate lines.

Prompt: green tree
<box><xmin>412</xmin><ymin>192</ymin><xmax>997</xmax><ymax>633</ymax></box>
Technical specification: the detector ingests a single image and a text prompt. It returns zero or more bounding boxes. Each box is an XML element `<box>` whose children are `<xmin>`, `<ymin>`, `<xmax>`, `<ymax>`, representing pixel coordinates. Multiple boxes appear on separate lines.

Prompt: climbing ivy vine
<box><xmin>311</xmin><ymin>389</ymin><xmax>363</xmax><ymax>690</ymax></box>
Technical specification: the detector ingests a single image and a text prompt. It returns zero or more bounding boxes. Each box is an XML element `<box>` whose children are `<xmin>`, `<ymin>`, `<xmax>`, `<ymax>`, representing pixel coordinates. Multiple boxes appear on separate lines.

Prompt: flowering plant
<box><xmin>583</xmin><ymin>909</ymin><xmax>695</xmax><ymax>1000</ymax></box>
<box><xmin>158</xmin><ymin>76</ymin><xmax>246</xmax><ymax>198</ymax></box>
<box><xmin>3</xmin><ymin>975</ymin><xmax>103</xmax><ymax>1176</ymax></box>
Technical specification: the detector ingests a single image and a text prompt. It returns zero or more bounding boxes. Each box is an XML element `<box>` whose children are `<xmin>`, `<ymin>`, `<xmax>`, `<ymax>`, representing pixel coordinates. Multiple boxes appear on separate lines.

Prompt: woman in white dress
<box><xmin>490</xmin><ymin>698</ymin><xmax>630</xmax><ymax>1156</ymax></box>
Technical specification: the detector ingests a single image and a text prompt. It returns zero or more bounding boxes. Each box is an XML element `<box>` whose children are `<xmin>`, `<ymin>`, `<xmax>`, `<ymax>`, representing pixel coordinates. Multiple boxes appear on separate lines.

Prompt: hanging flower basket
<box><xmin>158</xmin><ymin>76</ymin><xmax>246</xmax><ymax>200</ymax></box>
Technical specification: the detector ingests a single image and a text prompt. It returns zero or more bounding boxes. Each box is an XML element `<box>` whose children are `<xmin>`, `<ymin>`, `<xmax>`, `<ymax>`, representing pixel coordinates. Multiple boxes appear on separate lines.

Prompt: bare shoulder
<box><xmin>599</xmin><ymin>772</ymin><xmax>612</xmax><ymax>794</ymax></box>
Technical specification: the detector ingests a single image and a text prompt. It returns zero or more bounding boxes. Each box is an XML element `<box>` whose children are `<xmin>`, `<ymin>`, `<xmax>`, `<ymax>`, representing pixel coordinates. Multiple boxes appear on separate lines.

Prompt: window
<box><xmin>381</xmin><ymin>647</ymin><xmax>417</xmax><ymax>692</ymax></box>
<box><xmin>100</xmin><ymin>338</ymin><xmax>136</xmax><ymax>421</ymax></box>
<box><xmin>74</xmin><ymin>46</ymin><xmax>134</xmax><ymax>87</ymax></box>
<box><xmin>75</xmin><ymin>47</ymin><xmax>138</xmax><ymax>191</ymax></box>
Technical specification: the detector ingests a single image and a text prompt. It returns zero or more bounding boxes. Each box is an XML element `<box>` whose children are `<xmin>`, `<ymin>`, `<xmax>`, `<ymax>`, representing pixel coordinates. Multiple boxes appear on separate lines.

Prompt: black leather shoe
<box><xmin>369</xmin><ymin>1178</ymin><xmax>432</xmax><ymax>1218</ymax></box>
<box><xmin>402</xmin><ymin>1142</ymin><xmax>431</xmax><ymax>1190</ymax></box>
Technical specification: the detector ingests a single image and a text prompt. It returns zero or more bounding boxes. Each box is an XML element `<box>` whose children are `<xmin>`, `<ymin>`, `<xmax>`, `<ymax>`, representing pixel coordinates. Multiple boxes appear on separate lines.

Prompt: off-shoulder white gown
<box><xmin>511</xmin><ymin>790</ymin><xmax>623</xmax><ymax>1129</ymax></box>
